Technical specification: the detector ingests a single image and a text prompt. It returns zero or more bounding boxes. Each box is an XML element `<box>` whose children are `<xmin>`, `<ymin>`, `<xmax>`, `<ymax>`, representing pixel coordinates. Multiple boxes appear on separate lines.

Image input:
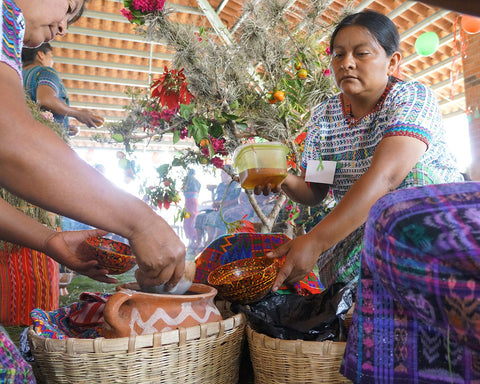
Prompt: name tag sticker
<box><xmin>305</xmin><ymin>160</ymin><xmax>336</xmax><ymax>184</ymax></box>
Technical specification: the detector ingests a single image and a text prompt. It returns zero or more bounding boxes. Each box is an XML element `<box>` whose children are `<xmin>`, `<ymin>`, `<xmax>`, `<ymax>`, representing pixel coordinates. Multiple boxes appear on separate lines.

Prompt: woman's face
<box><xmin>17</xmin><ymin>0</ymin><xmax>84</xmax><ymax>47</ymax></box>
<box><xmin>330</xmin><ymin>25</ymin><xmax>400</xmax><ymax>101</ymax></box>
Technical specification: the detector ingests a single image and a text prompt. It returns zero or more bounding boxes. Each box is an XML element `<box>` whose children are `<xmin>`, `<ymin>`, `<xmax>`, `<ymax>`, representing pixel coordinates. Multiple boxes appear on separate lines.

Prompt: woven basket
<box><xmin>28</xmin><ymin>310</ymin><xmax>245</xmax><ymax>384</ymax></box>
<box><xmin>246</xmin><ymin>305</ymin><xmax>354</xmax><ymax>384</ymax></box>
<box><xmin>247</xmin><ymin>326</ymin><xmax>350</xmax><ymax>384</ymax></box>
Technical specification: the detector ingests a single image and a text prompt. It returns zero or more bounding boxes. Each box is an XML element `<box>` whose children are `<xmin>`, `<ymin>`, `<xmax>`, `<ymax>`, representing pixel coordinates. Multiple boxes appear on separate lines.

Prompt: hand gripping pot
<box><xmin>232</xmin><ymin>142</ymin><xmax>289</xmax><ymax>190</ymax></box>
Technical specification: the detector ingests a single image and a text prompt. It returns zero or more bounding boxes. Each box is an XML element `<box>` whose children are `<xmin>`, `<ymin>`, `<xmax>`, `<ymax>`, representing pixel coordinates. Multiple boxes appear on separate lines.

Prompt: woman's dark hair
<box><xmin>330</xmin><ymin>10</ymin><xmax>400</xmax><ymax>56</ymax></box>
<box><xmin>68</xmin><ymin>0</ymin><xmax>87</xmax><ymax>25</ymax></box>
<box><xmin>21</xmin><ymin>43</ymin><xmax>53</xmax><ymax>65</ymax></box>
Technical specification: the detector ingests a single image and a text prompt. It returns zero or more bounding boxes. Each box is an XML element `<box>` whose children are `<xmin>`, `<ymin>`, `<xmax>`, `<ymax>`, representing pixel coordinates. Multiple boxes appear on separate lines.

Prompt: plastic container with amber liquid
<box><xmin>232</xmin><ymin>142</ymin><xmax>289</xmax><ymax>190</ymax></box>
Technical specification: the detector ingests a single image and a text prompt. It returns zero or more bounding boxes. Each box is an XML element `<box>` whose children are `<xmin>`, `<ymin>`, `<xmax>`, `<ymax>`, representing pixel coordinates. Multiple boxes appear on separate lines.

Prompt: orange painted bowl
<box><xmin>207</xmin><ymin>257</ymin><xmax>280</xmax><ymax>304</ymax></box>
<box><xmin>85</xmin><ymin>237</ymin><xmax>136</xmax><ymax>275</ymax></box>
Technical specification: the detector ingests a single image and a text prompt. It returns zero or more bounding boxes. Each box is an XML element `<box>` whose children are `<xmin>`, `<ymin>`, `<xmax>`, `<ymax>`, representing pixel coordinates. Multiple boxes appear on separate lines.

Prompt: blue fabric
<box><xmin>22</xmin><ymin>65</ymin><xmax>70</xmax><ymax>129</ymax></box>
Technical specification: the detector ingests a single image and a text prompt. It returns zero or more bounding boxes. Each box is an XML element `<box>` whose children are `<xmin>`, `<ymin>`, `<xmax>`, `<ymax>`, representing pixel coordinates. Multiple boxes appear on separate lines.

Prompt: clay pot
<box><xmin>102</xmin><ymin>282</ymin><xmax>222</xmax><ymax>338</ymax></box>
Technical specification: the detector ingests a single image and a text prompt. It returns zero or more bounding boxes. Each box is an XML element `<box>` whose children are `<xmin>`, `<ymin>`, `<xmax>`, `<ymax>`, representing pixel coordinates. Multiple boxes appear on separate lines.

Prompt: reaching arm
<box><xmin>36</xmin><ymin>84</ymin><xmax>103</xmax><ymax>128</ymax></box>
<box><xmin>0</xmin><ymin>197</ymin><xmax>118</xmax><ymax>283</ymax></box>
<box><xmin>0</xmin><ymin>63</ymin><xmax>186</xmax><ymax>289</ymax></box>
<box><xmin>267</xmin><ymin>135</ymin><xmax>427</xmax><ymax>290</ymax></box>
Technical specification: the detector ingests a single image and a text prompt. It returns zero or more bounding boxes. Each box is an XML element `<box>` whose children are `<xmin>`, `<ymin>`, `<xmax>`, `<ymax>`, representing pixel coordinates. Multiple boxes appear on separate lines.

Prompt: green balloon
<box><xmin>415</xmin><ymin>32</ymin><xmax>439</xmax><ymax>56</ymax></box>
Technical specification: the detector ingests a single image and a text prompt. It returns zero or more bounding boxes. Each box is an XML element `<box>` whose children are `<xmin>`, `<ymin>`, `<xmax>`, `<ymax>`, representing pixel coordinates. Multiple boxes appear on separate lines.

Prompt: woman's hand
<box><xmin>253</xmin><ymin>183</ymin><xmax>282</xmax><ymax>196</ymax></box>
<box><xmin>127</xmin><ymin>214</ymin><xmax>186</xmax><ymax>290</ymax></box>
<box><xmin>266</xmin><ymin>232</ymin><xmax>324</xmax><ymax>291</ymax></box>
<box><xmin>43</xmin><ymin>228</ymin><xmax>118</xmax><ymax>284</ymax></box>
<box><xmin>73</xmin><ymin>109</ymin><xmax>104</xmax><ymax>128</ymax></box>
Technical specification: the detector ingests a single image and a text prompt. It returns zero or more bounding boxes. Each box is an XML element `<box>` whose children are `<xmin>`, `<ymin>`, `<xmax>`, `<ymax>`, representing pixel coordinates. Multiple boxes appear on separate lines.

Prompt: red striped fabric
<box><xmin>0</xmin><ymin>245</ymin><xmax>59</xmax><ymax>326</ymax></box>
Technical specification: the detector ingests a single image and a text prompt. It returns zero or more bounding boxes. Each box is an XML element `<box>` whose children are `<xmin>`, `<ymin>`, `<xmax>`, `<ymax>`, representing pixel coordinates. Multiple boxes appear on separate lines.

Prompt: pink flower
<box><xmin>210</xmin><ymin>156</ymin><xmax>224</xmax><ymax>168</ymax></box>
<box><xmin>131</xmin><ymin>0</ymin><xmax>165</xmax><ymax>12</ymax></box>
<box><xmin>160</xmin><ymin>107</ymin><xmax>177</xmax><ymax>122</ymax></box>
<box><xmin>322</xmin><ymin>69</ymin><xmax>331</xmax><ymax>76</ymax></box>
<box><xmin>325</xmin><ymin>47</ymin><xmax>331</xmax><ymax>55</ymax></box>
<box><xmin>211</xmin><ymin>137</ymin><xmax>228</xmax><ymax>156</ymax></box>
<box><xmin>41</xmin><ymin>110</ymin><xmax>54</xmax><ymax>122</ymax></box>
<box><xmin>120</xmin><ymin>8</ymin><xmax>134</xmax><ymax>21</ymax></box>
<box><xmin>179</xmin><ymin>127</ymin><xmax>189</xmax><ymax>139</ymax></box>
<box><xmin>201</xmin><ymin>146</ymin><xmax>209</xmax><ymax>157</ymax></box>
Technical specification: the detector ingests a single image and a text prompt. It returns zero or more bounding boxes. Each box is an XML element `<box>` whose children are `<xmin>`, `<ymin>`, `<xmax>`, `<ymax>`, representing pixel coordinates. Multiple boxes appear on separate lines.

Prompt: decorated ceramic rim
<box><xmin>116</xmin><ymin>282</ymin><xmax>218</xmax><ymax>299</ymax></box>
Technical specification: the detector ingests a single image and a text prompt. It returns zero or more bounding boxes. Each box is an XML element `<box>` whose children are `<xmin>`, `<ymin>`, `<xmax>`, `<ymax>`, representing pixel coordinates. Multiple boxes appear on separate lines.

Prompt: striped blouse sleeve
<box><xmin>383</xmin><ymin>81</ymin><xmax>442</xmax><ymax>149</ymax></box>
<box><xmin>1</xmin><ymin>0</ymin><xmax>24</xmax><ymax>80</ymax></box>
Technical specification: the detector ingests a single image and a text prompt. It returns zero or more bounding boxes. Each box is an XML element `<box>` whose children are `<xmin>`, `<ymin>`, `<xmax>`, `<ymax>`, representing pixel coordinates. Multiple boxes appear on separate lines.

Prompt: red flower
<box><xmin>294</xmin><ymin>132</ymin><xmax>307</xmax><ymax>145</ymax></box>
<box><xmin>151</xmin><ymin>67</ymin><xmax>194</xmax><ymax>109</ymax></box>
<box><xmin>233</xmin><ymin>220</ymin><xmax>256</xmax><ymax>233</ymax></box>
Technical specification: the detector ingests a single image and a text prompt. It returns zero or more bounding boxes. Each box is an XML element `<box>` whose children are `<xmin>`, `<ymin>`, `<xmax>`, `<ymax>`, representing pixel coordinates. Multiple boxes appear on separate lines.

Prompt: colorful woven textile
<box><xmin>194</xmin><ymin>233</ymin><xmax>324</xmax><ymax>295</ymax></box>
<box><xmin>0</xmin><ymin>326</ymin><xmax>36</xmax><ymax>383</ymax></box>
<box><xmin>0</xmin><ymin>246</ymin><xmax>59</xmax><ymax>326</ymax></box>
<box><xmin>341</xmin><ymin>182</ymin><xmax>480</xmax><ymax>383</ymax></box>
<box><xmin>31</xmin><ymin>292</ymin><xmax>111</xmax><ymax>339</ymax></box>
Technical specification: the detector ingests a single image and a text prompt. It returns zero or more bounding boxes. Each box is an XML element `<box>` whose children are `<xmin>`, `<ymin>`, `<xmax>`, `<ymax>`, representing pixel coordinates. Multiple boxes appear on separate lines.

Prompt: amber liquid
<box><xmin>239</xmin><ymin>168</ymin><xmax>287</xmax><ymax>190</ymax></box>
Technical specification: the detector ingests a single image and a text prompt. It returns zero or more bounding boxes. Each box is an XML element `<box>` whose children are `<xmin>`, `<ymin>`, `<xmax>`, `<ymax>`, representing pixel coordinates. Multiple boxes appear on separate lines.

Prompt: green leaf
<box><xmin>180</xmin><ymin>103</ymin><xmax>195</xmax><ymax>120</ymax></box>
<box><xmin>235</xmin><ymin>122</ymin><xmax>249</xmax><ymax>132</ymax></box>
<box><xmin>221</xmin><ymin>112</ymin><xmax>240</xmax><ymax>121</ymax></box>
<box><xmin>210</xmin><ymin>123</ymin><xmax>224</xmax><ymax>138</ymax></box>
<box><xmin>111</xmin><ymin>134</ymin><xmax>124</xmax><ymax>142</ymax></box>
<box><xmin>191</xmin><ymin>117</ymin><xmax>209</xmax><ymax>142</ymax></box>
<box><xmin>156</xmin><ymin>164</ymin><xmax>170</xmax><ymax>177</ymax></box>
<box><xmin>173</xmin><ymin>128</ymin><xmax>181</xmax><ymax>143</ymax></box>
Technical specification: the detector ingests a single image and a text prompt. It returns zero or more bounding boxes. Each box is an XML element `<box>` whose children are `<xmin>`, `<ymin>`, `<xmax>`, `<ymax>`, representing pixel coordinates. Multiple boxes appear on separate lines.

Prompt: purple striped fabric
<box><xmin>342</xmin><ymin>182</ymin><xmax>480</xmax><ymax>383</ymax></box>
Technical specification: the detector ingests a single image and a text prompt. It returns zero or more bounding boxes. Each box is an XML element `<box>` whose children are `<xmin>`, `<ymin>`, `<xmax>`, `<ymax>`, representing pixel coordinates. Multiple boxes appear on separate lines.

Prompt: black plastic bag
<box><xmin>235</xmin><ymin>282</ymin><xmax>354</xmax><ymax>342</ymax></box>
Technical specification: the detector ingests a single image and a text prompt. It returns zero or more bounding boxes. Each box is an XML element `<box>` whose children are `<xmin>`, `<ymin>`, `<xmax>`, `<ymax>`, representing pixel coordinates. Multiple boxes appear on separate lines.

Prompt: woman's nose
<box><xmin>57</xmin><ymin>19</ymin><xmax>68</xmax><ymax>37</ymax></box>
<box><xmin>340</xmin><ymin>54</ymin><xmax>355</xmax><ymax>69</ymax></box>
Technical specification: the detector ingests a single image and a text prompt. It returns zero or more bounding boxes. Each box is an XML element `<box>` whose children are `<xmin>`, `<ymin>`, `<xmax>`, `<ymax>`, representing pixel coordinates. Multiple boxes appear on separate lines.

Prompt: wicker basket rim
<box><xmin>29</xmin><ymin>312</ymin><xmax>245</xmax><ymax>355</ymax></box>
<box><xmin>246</xmin><ymin>325</ymin><xmax>346</xmax><ymax>355</ymax></box>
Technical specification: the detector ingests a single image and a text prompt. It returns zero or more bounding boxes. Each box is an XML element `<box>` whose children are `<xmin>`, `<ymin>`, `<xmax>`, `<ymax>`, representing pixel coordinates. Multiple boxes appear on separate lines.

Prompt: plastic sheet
<box><xmin>235</xmin><ymin>282</ymin><xmax>354</xmax><ymax>341</ymax></box>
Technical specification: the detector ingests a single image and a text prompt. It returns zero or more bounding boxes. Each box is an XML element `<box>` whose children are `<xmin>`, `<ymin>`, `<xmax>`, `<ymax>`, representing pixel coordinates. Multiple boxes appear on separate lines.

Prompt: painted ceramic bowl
<box><xmin>85</xmin><ymin>237</ymin><xmax>136</xmax><ymax>275</ymax></box>
<box><xmin>208</xmin><ymin>257</ymin><xmax>279</xmax><ymax>304</ymax></box>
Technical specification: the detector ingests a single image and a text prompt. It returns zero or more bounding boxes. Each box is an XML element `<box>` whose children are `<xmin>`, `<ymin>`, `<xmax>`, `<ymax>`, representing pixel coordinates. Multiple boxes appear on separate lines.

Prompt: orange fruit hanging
<box><xmin>273</xmin><ymin>91</ymin><xmax>285</xmax><ymax>102</ymax></box>
<box><xmin>297</xmin><ymin>69</ymin><xmax>308</xmax><ymax>79</ymax></box>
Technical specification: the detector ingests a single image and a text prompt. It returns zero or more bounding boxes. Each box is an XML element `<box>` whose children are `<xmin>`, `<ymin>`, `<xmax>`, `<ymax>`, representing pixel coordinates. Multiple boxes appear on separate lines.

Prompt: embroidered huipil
<box><xmin>301</xmin><ymin>80</ymin><xmax>463</xmax><ymax>203</ymax></box>
<box><xmin>1</xmin><ymin>0</ymin><xmax>23</xmax><ymax>79</ymax></box>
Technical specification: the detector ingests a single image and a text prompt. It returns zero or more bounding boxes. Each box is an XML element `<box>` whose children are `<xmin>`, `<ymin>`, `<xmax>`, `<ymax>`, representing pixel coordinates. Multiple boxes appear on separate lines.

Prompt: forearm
<box><xmin>37</xmin><ymin>93</ymin><xmax>75</xmax><ymax>118</ymax></box>
<box><xmin>309</xmin><ymin>169</ymin><xmax>392</xmax><ymax>250</ymax></box>
<box><xmin>0</xmin><ymin>197</ymin><xmax>54</xmax><ymax>252</ymax></box>
<box><xmin>281</xmin><ymin>174</ymin><xmax>329</xmax><ymax>206</ymax></box>
<box><xmin>0</xmin><ymin>78</ymin><xmax>153</xmax><ymax>239</ymax></box>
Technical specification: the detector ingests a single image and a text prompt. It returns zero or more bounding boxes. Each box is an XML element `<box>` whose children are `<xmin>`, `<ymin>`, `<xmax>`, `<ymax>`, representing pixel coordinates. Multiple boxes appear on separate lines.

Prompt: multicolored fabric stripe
<box><xmin>0</xmin><ymin>246</ymin><xmax>59</xmax><ymax>326</ymax></box>
<box><xmin>31</xmin><ymin>292</ymin><xmax>111</xmax><ymax>339</ymax></box>
<box><xmin>341</xmin><ymin>182</ymin><xmax>480</xmax><ymax>383</ymax></box>
<box><xmin>1</xmin><ymin>0</ymin><xmax>23</xmax><ymax>79</ymax></box>
<box><xmin>0</xmin><ymin>326</ymin><xmax>35</xmax><ymax>383</ymax></box>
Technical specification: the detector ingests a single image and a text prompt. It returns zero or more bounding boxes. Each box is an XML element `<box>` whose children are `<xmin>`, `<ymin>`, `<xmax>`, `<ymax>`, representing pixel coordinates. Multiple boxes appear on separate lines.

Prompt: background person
<box><xmin>22</xmin><ymin>42</ymin><xmax>103</xmax><ymax>135</ymax></box>
<box><xmin>260</xmin><ymin>10</ymin><xmax>464</xmax><ymax>292</ymax></box>
<box><xmin>183</xmin><ymin>168</ymin><xmax>201</xmax><ymax>248</ymax></box>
